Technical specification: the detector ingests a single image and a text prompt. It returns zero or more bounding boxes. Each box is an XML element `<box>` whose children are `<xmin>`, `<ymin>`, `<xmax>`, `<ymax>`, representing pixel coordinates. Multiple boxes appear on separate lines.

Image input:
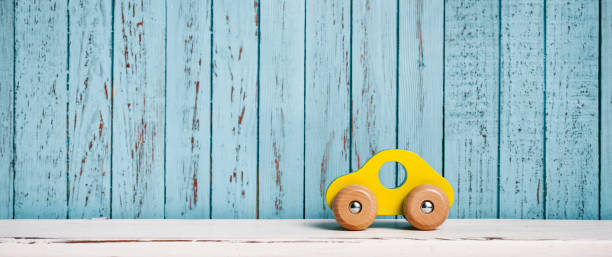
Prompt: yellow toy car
<box><xmin>325</xmin><ymin>149</ymin><xmax>454</xmax><ymax>230</ymax></box>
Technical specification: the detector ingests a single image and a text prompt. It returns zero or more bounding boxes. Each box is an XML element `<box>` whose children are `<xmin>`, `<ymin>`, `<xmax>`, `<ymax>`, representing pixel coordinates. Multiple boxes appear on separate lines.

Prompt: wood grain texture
<box><xmin>498</xmin><ymin>0</ymin><xmax>544</xmax><ymax>219</ymax></box>
<box><xmin>444</xmin><ymin>0</ymin><xmax>499</xmax><ymax>218</ymax></box>
<box><xmin>259</xmin><ymin>0</ymin><xmax>305</xmax><ymax>218</ymax></box>
<box><xmin>397</xmin><ymin>0</ymin><xmax>443</xmax><ymax>176</ymax></box>
<box><xmin>112</xmin><ymin>0</ymin><xmax>165</xmax><ymax>218</ymax></box>
<box><xmin>603</xmin><ymin>0</ymin><xmax>612</xmax><ymax>220</ymax></box>
<box><xmin>165</xmin><ymin>0</ymin><xmax>211</xmax><ymax>219</ymax></box>
<box><xmin>67</xmin><ymin>0</ymin><xmax>112</xmax><ymax>218</ymax></box>
<box><xmin>332</xmin><ymin>184</ymin><xmax>377</xmax><ymax>230</ymax></box>
<box><xmin>211</xmin><ymin>0</ymin><xmax>259</xmax><ymax>218</ymax></box>
<box><xmin>304</xmin><ymin>0</ymin><xmax>350</xmax><ymax>219</ymax></box>
<box><xmin>14</xmin><ymin>0</ymin><xmax>68</xmax><ymax>218</ymax></box>
<box><xmin>0</xmin><ymin>0</ymin><xmax>14</xmax><ymax>219</ymax></box>
<box><xmin>4</xmin><ymin>240</ymin><xmax>612</xmax><ymax>257</ymax></box>
<box><xmin>402</xmin><ymin>184</ymin><xmax>449</xmax><ymax>230</ymax></box>
<box><xmin>351</xmin><ymin>0</ymin><xmax>397</xmax><ymax>203</ymax></box>
<box><xmin>2</xmin><ymin>220</ymin><xmax>612</xmax><ymax>257</ymax></box>
<box><xmin>2</xmin><ymin>219</ymin><xmax>612</xmax><ymax>240</ymax></box>
<box><xmin>545</xmin><ymin>0</ymin><xmax>599</xmax><ymax>219</ymax></box>
<box><xmin>3</xmin><ymin>0</ymin><xmax>612</xmax><ymax>221</ymax></box>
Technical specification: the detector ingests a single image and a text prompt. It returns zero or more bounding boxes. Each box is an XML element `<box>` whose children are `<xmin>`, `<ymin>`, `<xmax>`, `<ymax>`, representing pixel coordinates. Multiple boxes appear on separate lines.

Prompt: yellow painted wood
<box><xmin>326</xmin><ymin>149</ymin><xmax>453</xmax><ymax>215</ymax></box>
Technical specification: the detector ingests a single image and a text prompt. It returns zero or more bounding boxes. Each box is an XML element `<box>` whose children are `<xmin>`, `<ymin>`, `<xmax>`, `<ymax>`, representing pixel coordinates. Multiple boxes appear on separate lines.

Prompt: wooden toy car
<box><xmin>326</xmin><ymin>149</ymin><xmax>454</xmax><ymax>231</ymax></box>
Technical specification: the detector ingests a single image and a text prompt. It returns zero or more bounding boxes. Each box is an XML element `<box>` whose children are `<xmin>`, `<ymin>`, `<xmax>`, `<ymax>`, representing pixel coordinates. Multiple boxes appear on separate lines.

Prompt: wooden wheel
<box><xmin>332</xmin><ymin>184</ymin><xmax>377</xmax><ymax>231</ymax></box>
<box><xmin>402</xmin><ymin>184</ymin><xmax>449</xmax><ymax>230</ymax></box>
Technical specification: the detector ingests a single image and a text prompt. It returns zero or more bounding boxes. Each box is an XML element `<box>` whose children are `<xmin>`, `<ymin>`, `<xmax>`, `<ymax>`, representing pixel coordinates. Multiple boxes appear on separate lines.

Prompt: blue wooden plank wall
<box><xmin>14</xmin><ymin>0</ymin><xmax>69</xmax><ymax>218</ymax></box>
<box><xmin>211</xmin><ymin>0</ymin><xmax>259</xmax><ymax>218</ymax></box>
<box><xmin>603</xmin><ymin>0</ymin><xmax>612</xmax><ymax>220</ymax></box>
<box><xmin>0</xmin><ymin>0</ymin><xmax>14</xmax><ymax>219</ymax></box>
<box><xmin>545</xmin><ymin>0</ymin><xmax>599</xmax><ymax>219</ymax></box>
<box><xmin>499</xmin><ymin>0</ymin><xmax>545</xmax><ymax>219</ymax></box>
<box><xmin>0</xmin><ymin>0</ymin><xmax>610</xmax><ymax>219</ymax></box>
<box><xmin>445</xmin><ymin>0</ymin><xmax>500</xmax><ymax>218</ymax></box>
<box><xmin>67</xmin><ymin>0</ymin><xmax>112</xmax><ymax>218</ymax></box>
<box><xmin>165</xmin><ymin>0</ymin><xmax>211</xmax><ymax>218</ymax></box>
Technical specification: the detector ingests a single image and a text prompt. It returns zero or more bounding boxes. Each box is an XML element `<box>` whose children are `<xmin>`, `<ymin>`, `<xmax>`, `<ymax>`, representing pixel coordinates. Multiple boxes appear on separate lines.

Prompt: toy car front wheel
<box><xmin>402</xmin><ymin>184</ymin><xmax>450</xmax><ymax>230</ymax></box>
<box><xmin>332</xmin><ymin>184</ymin><xmax>378</xmax><ymax>231</ymax></box>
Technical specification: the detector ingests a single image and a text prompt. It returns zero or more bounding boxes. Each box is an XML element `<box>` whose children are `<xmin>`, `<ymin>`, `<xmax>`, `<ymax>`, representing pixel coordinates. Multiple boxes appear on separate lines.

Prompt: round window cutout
<box><xmin>378</xmin><ymin>161</ymin><xmax>408</xmax><ymax>189</ymax></box>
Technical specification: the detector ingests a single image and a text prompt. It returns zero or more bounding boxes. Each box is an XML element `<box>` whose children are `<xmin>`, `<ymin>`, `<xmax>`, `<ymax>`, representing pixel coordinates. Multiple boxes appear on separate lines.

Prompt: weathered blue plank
<box><xmin>352</xmin><ymin>0</ymin><xmax>397</xmax><ymax>219</ymax></box>
<box><xmin>499</xmin><ymin>0</ymin><xmax>545</xmax><ymax>219</ymax></box>
<box><xmin>603</xmin><ymin>0</ymin><xmax>612</xmax><ymax>220</ymax></box>
<box><xmin>14</xmin><ymin>0</ymin><xmax>68</xmax><ymax>218</ymax></box>
<box><xmin>112</xmin><ymin>0</ymin><xmax>165</xmax><ymax>218</ymax></box>
<box><xmin>397</xmin><ymin>0</ymin><xmax>443</xmax><ymax>181</ymax></box>
<box><xmin>304</xmin><ymin>0</ymin><xmax>350</xmax><ymax>219</ymax></box>
<box><xmin>165</xmin><ymin>0</ymin><xmax>212</xmax><ymax>219</ymax></box>
<box><xmin>444</xmin><ymin>0</ymin><xmax>499</xmax><ymax>218</ymax></box>
<box><xmin>0</xmin><ymin>0</ymin><xmax>14</xmax><ymax>219</ymax></box>
<box><xmin>545</xmin><ymin>0</ymin><xmax>599</xmax><ymax>220</ymax></box>
<box><xmin>258</xmin><ymin>0</ymin><xmax>305</xmax><ymax>219</ymax></box>
<box><xmin>211</xmin><ymin>0</ymin><xmax>259</xmax><ymax>218</ymax></box>
<box><xmin>67</xmin><ymin>0</ymin><xmax>112</xmax><ymax>218</ymax></box>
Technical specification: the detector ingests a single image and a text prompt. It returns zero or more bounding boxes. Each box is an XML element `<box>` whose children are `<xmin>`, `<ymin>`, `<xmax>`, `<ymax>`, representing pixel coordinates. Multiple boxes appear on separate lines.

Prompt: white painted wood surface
<box><xmin>0</xmin><ymin>220</ymin><xmax>611</xmax><ymax>257</ymax></box>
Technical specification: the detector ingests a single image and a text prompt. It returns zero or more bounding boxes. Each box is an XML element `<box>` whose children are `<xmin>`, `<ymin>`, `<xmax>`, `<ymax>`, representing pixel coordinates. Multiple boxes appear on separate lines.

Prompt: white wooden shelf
<box><xmin>1</xmin><ymin>219</ymin><xmax>611</xmax><ymax>256</ymax></box>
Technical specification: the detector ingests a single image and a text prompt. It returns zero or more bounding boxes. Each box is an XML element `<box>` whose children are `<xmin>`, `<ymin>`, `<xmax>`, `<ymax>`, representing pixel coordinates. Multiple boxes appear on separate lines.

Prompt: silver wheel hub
<box><xmin>421</xmin><ymin>200</ymin><xmax>434</xmax><ymax>214</ymax></box>
<box><xmin>349</xmin><ymin>201</ymin><xmax>362</xmax><ymax>214</ymax></box>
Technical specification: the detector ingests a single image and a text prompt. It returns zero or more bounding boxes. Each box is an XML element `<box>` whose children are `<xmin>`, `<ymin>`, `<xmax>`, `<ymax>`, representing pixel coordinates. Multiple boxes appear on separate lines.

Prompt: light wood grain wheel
<box><xmin>403</xmin><ymin>184</ymin><xmax>449</xmax><ymax>230</ymax></box>
<box><xmin>332</xmin><ymin>184</ymin><xmax>377</xmax><ymax>231</ymax></box>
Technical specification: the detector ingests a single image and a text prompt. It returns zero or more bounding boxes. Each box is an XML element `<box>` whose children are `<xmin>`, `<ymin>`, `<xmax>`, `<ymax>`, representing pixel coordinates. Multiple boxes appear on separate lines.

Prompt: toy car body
<box><xmin>325</xmin><ymin>149</ymin><xmax>454</xmax><ymax>230</ymax></box>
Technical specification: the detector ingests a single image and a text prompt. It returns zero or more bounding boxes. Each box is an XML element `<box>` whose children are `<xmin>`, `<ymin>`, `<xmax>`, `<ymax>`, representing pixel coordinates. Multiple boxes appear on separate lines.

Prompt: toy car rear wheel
<box><xmin>402</xmin><ymin>184</ymin><xmax>449</xmax><ymax>230</ymax></box>
<box><xmin>332</xmin><ymin>184</ymin><xmax>378</xmax><ymax>231</ymax></box>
